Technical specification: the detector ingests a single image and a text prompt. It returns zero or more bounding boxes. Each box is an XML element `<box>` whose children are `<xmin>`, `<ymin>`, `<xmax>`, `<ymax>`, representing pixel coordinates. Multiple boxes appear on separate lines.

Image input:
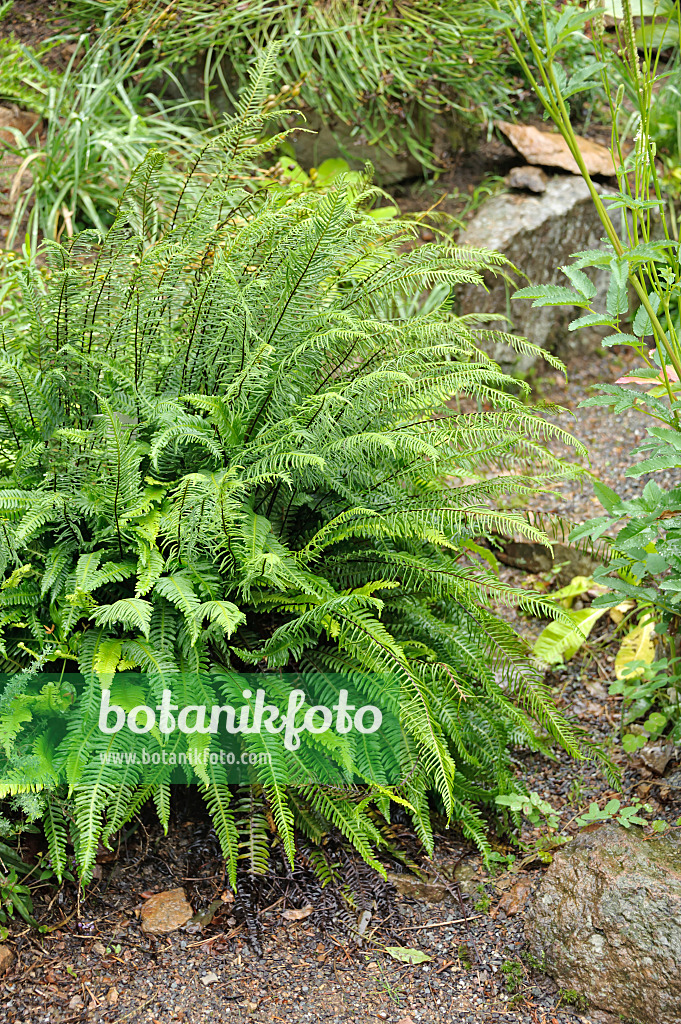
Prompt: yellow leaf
<box><xmin>615</xmin><ymin>620</ymin><xmax>657</xmax><ymax>679</ymax></box>
<box><xmin>609</xmin><ymin>600</ymin><xmax>635</xmax><ymax>625</ymax></box>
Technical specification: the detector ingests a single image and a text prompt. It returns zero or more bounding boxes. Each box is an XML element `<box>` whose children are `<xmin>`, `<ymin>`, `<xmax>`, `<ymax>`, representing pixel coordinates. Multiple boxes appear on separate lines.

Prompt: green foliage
<box><xmin>610</xmin><ymin>656</ymin><xmax>681</xmax><ymax>748</ymax></box>
<box><xmin>0</xmin><ymin>20</ymin><xmax>211</xmax><ymax>249</ymax></box>
<box><xmin>503</xmin><ymin>1</ymin><xmax>681</xmax><ymax>762</ymax></box>
<box><xmin>501</xmin><ymin>958</ymin><xmax>525</xmax><ymax>994</ymax></box>
<box><xmin>62</xmin><ymin>0</ymin><xmax>597</xmax><ymax>172</ymax></box>
<box><xmin>0</xmin><ymin>83</ymin><xmax>605</xmax><ymax>883</ymax></box>
<box><xmin>557</xmin><ymin>988</ymin><xmax>588</xmax><ymax>1012</ymax></box>
<box><xmin>574</xmin><ymin>797</ymin><xmax>650</xmax><ymax>829</ymax></box>
<box><xmin>503</xmin><ymin>0</ymin><xmax>681</xmax><ymax>396</ymax></box>
<box><xmin>495</xmin><ymin>790</ymin><xmax>559</xmax><ymax>829</ymax></box>
<box><xmin>0</xmin><ymin>33</ymin><xmax>60</xmax><ymax>117</ymax></box>
<box><xmin>0</xmin><ymin>867</ymin><xmax>34</xmax><ymax>938</ymax></box>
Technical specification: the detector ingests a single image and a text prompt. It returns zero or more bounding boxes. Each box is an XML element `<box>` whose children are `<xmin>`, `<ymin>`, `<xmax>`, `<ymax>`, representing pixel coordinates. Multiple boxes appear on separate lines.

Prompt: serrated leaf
<box><xmin>512</xmin><ymin>284</ymin><xmax>589</xmax><ymax>308</ymax></box>
<box><xmin>633</xmin><ymin>293</ymin><xmax>661</xmax><ymax>338</ymax></box>
<box><xmin>606</xmin><ymin>258</ymin><xmax>628</xmax><ymax>317</ymax></box>
<box><xmin>569</xmin><ymin>313</ymin><xmax>616</xmax><ymax>331</ymax></box>
<box><xmin>561</xmin><ymin>265</ymin><xmax>597</xmax><ymax>300</ymax></box>
<box><xmin>615</xmin><ymin>621</ymin><xmax>657</xmax><ymax>679</ymax></box>
<box><xmin>602</xmin><ymin>333</ymin><xmax>642</xmax><ymax>348</ymax></box>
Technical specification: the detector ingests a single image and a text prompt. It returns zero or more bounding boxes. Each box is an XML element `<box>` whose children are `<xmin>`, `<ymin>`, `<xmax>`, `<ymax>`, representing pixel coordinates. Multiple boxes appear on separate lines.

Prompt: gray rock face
<box><xmin>525</xmin><ymin>823</ymin><xmax>681</xmax><ymax>1024</ymax></box>
<box><xmin>507</xmin><ymin>164</ymin><xmax>549</xmax><ymax>193</ymax></box>
<box><xmin>457</xmin><ymin>176</ymin><xmax>612</xmax><ymax>373</ymax></box>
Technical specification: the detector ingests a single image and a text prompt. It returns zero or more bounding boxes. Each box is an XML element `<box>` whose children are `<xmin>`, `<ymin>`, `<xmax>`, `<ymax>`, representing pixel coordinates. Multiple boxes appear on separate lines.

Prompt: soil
<box><xmin>530</xmin><ymin>346</ymin><xmax>681</xmax><ymax>523</ymax></box>
<box><xmin>4</xmin><ymin>615</ymin><xmax>680</xmax><ymax>1024</ymax></box>
<box><xmin>2</xmin><ymin>7</ymin><xmax>680</xmax><ymax>1024</ymax></box>
<box><xmin>1</xmin><ymin>0</ymin><xmax>79</xmax><ymax>68</ymax></box>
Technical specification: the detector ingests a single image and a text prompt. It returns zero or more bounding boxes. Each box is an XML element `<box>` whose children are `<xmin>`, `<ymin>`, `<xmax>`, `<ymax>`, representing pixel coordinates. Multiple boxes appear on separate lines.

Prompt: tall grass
<box><xmin>0</xmin><ymin>18</ymin><xmax>209</xmax><ymax>248</ymax></box>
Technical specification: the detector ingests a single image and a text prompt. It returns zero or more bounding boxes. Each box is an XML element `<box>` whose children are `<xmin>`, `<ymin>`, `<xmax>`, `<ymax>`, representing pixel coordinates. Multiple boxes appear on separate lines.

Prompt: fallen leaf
<box><xmin>494</xmin><ymin>875</ymin><xmax>533</xmax><ymax>917</ymax></box>
<box><xmin>281</xmin><ymin>905</ymin><xmax>314</xmax><ymax>922</ymax></box>
<box><xmin>385</xmin><ymin>946</ymin><xmax>432</xmax><ymax>965</ymax></box>
<box><xmin>615</xmin><ymin>620</ymin><xmax>656</xmax><ymax>679</ymax></box>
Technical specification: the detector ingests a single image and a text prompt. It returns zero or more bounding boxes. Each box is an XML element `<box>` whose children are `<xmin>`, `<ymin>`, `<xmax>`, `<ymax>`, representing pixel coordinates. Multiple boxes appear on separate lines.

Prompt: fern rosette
<box><xmin>0</xmin><ymin>114</ymin><xmax>602</xmax><ymax>881</ymax></box>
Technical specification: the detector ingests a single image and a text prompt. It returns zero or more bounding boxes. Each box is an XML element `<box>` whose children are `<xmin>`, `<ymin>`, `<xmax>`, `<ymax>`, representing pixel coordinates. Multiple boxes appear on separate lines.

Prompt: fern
<box><xmin>0</xmin><ymin>102</ymin><xmax>607</xmax><ymax>884</ymax></box>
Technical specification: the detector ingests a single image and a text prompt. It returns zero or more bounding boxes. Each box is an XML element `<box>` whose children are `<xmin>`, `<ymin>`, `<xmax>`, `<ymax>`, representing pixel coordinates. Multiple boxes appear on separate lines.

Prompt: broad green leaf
<box><xmin>367</xmin><ymin>206</ymin><xmax>399</xmax><ymax>221</ymax></box>
<box><xmin>545</xmin><ymin>576</ymin><xmax>599</xmax><ymax>609</ymax></box>
<box><xmin>313</xmin><ymin>158</ymin><xmax>350</xmax><ymax>186</ymax></box>
<box><xmin>593</xmin><ymin>479</ymin><xmax>624</xmax><ymax>513</ymax></box>
<box><xmin>622</xmin><ymin>732</ymin><xmax>647</xmax><ymax>752</ymax></box>
<box><xmin>633</xmin><ymin>293</ymin><xmax>661</xmax><ymax>338</ymax></box>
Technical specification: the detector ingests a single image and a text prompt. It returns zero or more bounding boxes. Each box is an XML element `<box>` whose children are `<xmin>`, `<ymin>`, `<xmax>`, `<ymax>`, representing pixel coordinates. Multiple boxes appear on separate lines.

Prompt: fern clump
<box><xmin>0</xmin><ymin>109</ymin><xmax>600</xmax><ymax>884</ymax></box>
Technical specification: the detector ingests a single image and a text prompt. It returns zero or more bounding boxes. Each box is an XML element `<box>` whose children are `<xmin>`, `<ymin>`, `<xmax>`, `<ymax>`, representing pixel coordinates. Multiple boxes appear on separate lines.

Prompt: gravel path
<box><xmin>531</xmin><ymin>346</ymin><xmax>681</xmax><ymax>523</ymax></box>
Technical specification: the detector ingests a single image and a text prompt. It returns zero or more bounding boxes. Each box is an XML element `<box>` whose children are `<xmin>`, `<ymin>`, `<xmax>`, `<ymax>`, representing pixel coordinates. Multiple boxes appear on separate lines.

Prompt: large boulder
<box><xmin>525</xmin><ymin>823</ymin><xmax>681</xmax><ymax>1024</ymax></box>
<box><xmin>457</xmin><ymin>176</ymin><xmax>612</xmax><ymax>373</ymax></box>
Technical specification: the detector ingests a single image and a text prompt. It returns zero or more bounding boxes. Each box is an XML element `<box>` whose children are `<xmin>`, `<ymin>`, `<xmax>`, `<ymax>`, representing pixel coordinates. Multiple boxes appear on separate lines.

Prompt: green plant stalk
<box><xmin>496</xmin><ymin>0</ymin><xmax>681</xmax><ymax>394</ymax></box>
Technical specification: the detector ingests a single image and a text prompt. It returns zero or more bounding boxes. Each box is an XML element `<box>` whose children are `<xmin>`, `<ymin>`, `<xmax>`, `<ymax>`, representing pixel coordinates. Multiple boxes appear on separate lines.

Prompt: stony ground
<box><xmin>2</xmin><ymin>6</ymin><xmax>680</xmax><ymax>1019</ymax></box>
<box><xmin>4</xmin><ymin>561</ymin><xmax>681</xmax><ymax>1024</ymax></box>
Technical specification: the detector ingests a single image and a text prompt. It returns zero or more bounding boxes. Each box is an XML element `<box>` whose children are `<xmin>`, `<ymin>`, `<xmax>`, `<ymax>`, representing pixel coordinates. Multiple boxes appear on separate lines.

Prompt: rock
<box><xmin>140</xmin><ymin>888</ymin><xmax>193</xmax><ymax>935</ymax></box>
<box><xmin>507</xmin><ymin>164</ymin><xmax>548</xmax><ymax>192</ymax></box>
<box><xmin>525</xmin><ymin>823</ymin><xmax>681</xmax><ymax>1024</ymax></box>
<box><xmin>386</xmin><ymin>872</ymin><xmax>446</xmax><ymax>903</ymax></box>
<box><xmin>497</xmin><ymin>121</ymin><xmax>616</xmax><ymax>177</ymax></box>
<box><xmin>639</xmin><ymin>741</ymin><xmax>674</xmax><ymax>775</ymax></box>
<box><xmin>664</xmin><ymin>769</ymin><xmax>681</xmax><ymax>791</ymax></box>
<box><xmin>453</xmin><ymin>857</ymin><xmax>483</xmax><ymax>897</ymax></box>
<box><xmin>457</xmin><ymin>176</ymin><xmax>614</xmax><ymax>372</ymax></box>
<box><xmin>0</xmin><ymin>944</ymin><xmax>14</xmax><ymax>975</ymax></box>
<box><xmin>0</xmin><ymin>105</ymin><xmax>42</xmax><ymax>146</ymax></box>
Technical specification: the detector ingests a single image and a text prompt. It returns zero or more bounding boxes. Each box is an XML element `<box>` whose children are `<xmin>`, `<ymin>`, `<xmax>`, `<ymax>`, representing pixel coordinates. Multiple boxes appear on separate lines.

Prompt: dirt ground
<box><xmin>2</xmin><ymin>6</ymin><xmax>679</xmax><ymax>1023</ymax></box>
